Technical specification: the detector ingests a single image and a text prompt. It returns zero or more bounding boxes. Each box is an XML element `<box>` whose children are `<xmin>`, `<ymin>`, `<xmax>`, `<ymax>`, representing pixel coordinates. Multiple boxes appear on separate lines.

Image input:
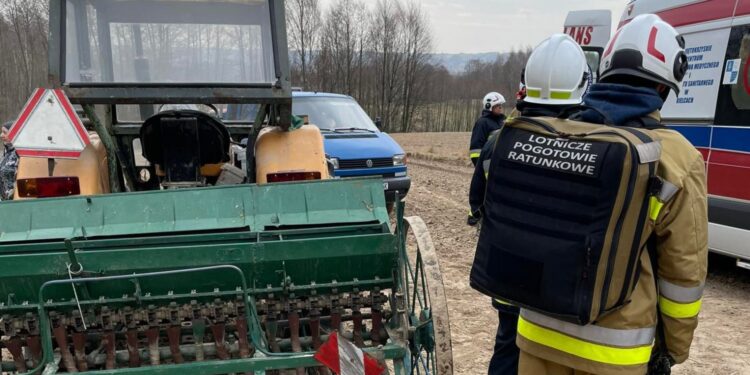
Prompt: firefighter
<box><xmin>468</xmin><ymin>34</ymin><xmax>592</xmax><ymax>375</ymax></box>
<box><xmin>0</xmin><ymin>122</ymin><xmax>19</xmax><ymax>201</ymax></box>
<box><xmin>517</xmin><ymin>14</ymin><xmax>707</xmax><ymax>375</ymax></box>
<box><xmin>467</xmin><ymin>92</ymin><xmax>506</xmax><ymax>226</ymax></box>
<box><xmin>469</xmin><ymin>92</ymin><xmax>506</xmax><ymax>167</ymax></box>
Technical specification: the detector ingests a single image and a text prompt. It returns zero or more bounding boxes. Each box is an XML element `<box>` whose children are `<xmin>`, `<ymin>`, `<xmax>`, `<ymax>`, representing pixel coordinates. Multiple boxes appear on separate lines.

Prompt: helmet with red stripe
<box><xmin>600</xmin><ymin>14</ymin><xmax>688</xmax><ymax>98</ymax></box>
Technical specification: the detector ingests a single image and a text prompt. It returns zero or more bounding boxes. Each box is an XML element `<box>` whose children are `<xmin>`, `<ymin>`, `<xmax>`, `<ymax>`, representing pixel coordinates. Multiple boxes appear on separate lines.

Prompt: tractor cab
<box><xmin>43</xmin><ymin>0</ymin><xmax>327</xmax><ymax>194</ymax></box>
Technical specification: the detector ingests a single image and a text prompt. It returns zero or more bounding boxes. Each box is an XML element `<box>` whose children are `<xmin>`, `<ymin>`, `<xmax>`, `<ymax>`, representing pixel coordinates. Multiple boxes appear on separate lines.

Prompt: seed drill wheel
<box><xmin>401</xmin><ymin>216</ymin><xmax>454</xmax><ymax>374</ymax></box>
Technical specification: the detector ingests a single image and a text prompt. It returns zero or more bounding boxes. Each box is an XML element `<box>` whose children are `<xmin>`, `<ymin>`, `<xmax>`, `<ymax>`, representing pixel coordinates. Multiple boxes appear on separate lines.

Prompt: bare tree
<box><xmin>399</xmin><ymin>1</ymin><xmax>431</xmax><ymax>132</ymax></box>
<box><xmin>0</xmin><ymin>0</ymin><xmax>48</xmax><ymax>122</ymax></box>
<box><xmin>286</xmin><ymin>0</ymin><xmax>321</xmax><ymax>89</ymax></box>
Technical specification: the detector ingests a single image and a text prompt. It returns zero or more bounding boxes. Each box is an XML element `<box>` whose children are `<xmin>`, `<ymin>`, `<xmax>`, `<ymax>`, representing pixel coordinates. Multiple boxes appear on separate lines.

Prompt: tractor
<box><xmin>0</xmin><ymin>0</ymin><xmax>453</xmax><ymax>374</ymax></box>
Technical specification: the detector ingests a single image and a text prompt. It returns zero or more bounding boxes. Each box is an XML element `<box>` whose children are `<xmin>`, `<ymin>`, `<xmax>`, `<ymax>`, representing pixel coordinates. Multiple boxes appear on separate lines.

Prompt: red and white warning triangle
<box><xmin>314</xmin><ymin>332</ymin><xmax>385</xmax><ymax>375</ymax></box>
<box><xmin>8</xmin><ymin>88</ymin><xmax>90</xmax><ymax>159</ymax></box>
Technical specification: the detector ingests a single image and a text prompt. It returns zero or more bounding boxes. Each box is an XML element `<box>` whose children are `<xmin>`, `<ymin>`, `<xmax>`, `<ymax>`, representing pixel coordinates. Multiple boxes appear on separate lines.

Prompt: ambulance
<box><xmin>565</xmin><ymin>1</ymin><xmax>750</xmax><ymax>268</ymax></box>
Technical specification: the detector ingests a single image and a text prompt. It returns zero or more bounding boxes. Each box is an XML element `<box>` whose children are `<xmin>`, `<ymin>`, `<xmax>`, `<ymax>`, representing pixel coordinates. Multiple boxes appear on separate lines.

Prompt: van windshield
<box><xmin>293</xmin><ymin>97</ymin><xmax>379</xmax><ymax>132</ymax></box>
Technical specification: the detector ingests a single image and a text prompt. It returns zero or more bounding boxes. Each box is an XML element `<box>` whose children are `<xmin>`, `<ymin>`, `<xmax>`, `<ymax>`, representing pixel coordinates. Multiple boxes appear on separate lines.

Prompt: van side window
<box><xmin>715</xmin><ymin>26</ymin><xmax>750</xmax><ymax>126</ymax></box>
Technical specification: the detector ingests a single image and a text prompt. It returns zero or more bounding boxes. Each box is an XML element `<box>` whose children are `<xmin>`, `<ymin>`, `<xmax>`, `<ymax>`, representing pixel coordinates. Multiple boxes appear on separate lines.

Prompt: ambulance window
<box><xmin>584</xmin><ymin>51</ymin><xmax>601</xmax><ymax>82</ymax></box>
<box><xmin>729</xmin><ymin>34</ymin><xmax>750</xmax><ymax>110</ymax></box>
<box><xmin>714</xmin><ymin>26</ymin><xmax>750</xmax><ymax>126</ymax></box>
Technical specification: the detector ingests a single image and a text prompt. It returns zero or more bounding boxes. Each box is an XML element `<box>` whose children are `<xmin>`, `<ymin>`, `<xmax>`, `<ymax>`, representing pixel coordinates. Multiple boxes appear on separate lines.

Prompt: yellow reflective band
<box><xmin>550</xmin><ymin>91</ymin><xmax>572</xmax><ymax>100</ymax></box>
<box><xmin>470</xmin><ymin>152</ymin><xmax>480</xmax><ymax>159</ymax></box>
<box><xmin>517</xmin><ymin>317</ymin><xmax>653</xmax><ymax>366</ymax></box>
<box><xmin>527</xmin><ymin>89</ymin><xmax>541</xmax><ymax>98</ymax></box>
<box><xmin>494</xmin><ymin>298</ymin><xmax>512</xmax><ymax>306</ymax></box>
<box><xmin>659</xmin><ymin>296</ymin><xmax>702</xmax><ymax>319</ymax></box>
<box><xmin>484</xmin><ymin>172</ymin><xmax>489</xmax><ymax>178</ymax></box>
<box><xmin>649</xmin><ymin>196</ymin><xmax>665</xmax><ymax>221</ymax></box>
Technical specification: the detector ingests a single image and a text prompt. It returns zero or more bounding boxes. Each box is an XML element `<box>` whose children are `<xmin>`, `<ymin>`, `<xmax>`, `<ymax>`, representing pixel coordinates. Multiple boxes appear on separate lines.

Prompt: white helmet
<box><xmin>524</xmin><ymin>34</ymin><xmax>590</xmax><ymax>105</ymax></box>
<box><xmin>600</xmin><ymin>14</ymin><xmax>687</xmax><ymax>96</ymax></box>
<box><xmin>483</xmin><ymin>92</ymin><xmax>506</xmax><ymax>110</ymax></box>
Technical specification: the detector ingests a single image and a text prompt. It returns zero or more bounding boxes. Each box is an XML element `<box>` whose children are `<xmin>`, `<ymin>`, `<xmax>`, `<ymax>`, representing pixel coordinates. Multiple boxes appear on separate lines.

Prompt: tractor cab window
<box><xmin>64</xmin><ymin>0</ymin><xmax>275</xmax><ymax>85</ymax></box>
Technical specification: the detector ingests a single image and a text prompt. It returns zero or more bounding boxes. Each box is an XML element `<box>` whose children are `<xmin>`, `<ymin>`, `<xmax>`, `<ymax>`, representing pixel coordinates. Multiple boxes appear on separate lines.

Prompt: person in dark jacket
<box><xmin>469</xmin><ymin>92</ymin><xmax>506</xmax><ymax>167</ymax></box>
<box><xmin>0</xmin><ymin>122</ymin><xmax>19</xmax><ymax>201</ymax></box>
<box><xmin>468</xmin><ymin>34</ymin><xmax>592</xmax><ymax>375</ymax></box>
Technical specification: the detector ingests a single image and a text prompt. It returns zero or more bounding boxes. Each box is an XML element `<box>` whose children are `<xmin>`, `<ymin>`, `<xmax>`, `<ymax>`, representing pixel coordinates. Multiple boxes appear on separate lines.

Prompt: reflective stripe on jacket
<box><xmin>516</xmin><ymin>114</ymin><xmax>708</xmax><ymax>374</ymax></box>
<box><xmin>469</xmin><ymin>130</ymin><xmax>500</xmax><ymax>217</ymax></box>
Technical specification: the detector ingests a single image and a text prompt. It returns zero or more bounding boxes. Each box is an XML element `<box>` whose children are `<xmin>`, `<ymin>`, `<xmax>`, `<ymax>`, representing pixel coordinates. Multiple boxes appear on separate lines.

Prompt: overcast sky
<box><xmin>320</xmin><ymin>1</ymin><xmax>627</xmax><ymax>54</ymax></box>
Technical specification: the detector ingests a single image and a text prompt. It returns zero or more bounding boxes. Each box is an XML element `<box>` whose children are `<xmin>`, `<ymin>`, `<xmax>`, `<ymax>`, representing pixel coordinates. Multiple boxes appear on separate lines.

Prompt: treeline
<box><xmin>0</xmin><ymin>0</ymin><xmax>530</xmax><ymax>133</ymax></box>
<box><xmin>287</xmin><ymin>0</ymin><xmax>531</xmax><ymax>132</ymax></box>
<box><xmin>0</xmin><ymin>0</ymin><xmax>48</xmax><ymax>123</ymax></box>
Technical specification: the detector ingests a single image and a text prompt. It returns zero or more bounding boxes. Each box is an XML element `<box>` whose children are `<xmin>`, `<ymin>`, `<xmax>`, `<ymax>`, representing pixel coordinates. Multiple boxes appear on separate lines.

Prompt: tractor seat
<box><xmin>140</xmin><ymin>110</ymin><xmax>230</xmax><ymax>186</ymax></box>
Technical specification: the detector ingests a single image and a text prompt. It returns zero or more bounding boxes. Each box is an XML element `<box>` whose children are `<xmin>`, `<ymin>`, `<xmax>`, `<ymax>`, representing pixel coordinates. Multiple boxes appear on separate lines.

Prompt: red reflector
<box><xmin>267</xmin><ymin>172</ymin><xmax>322</xmax><ymax>183</ymax></box>
<box><xmin>17</xmin><ymin>177</ymin><xmax>81</xmax><ymax>198</ymax></box>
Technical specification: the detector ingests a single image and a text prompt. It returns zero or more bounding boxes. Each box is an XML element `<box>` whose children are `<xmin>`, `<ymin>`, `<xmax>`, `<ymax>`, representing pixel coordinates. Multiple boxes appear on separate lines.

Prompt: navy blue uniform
<box><xmin>469</xmin><ymin>111</ymin><xmax>505</xmax><ymax>166</ymax></box>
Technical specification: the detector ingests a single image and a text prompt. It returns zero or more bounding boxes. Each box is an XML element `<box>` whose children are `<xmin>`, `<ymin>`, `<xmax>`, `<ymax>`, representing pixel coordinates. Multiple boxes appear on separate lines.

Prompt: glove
<box><xmin>647</xmin><ymin>351</ymin><xmax>674</xmax><ymax>375</ymax></box>
<box><xmin>467</xmin><ymin>211</ymin><xmax>482</xmax><ymax>226</ymax></box>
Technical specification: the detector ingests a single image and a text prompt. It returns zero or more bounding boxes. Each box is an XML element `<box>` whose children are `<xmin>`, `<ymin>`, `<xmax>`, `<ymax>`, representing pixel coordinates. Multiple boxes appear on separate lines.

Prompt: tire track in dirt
<box><xmin>408</xmin><ymin>159</ymin><xmax>475</xmax><ymax>178</ymax></box>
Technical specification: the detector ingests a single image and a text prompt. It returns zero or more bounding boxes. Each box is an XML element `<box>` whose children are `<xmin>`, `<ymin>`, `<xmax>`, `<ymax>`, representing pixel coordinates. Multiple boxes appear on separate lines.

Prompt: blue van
<box><xmin>292</xmin><ymin>92</ymin><xmax>410</xmax><ymax>203</ymax></box>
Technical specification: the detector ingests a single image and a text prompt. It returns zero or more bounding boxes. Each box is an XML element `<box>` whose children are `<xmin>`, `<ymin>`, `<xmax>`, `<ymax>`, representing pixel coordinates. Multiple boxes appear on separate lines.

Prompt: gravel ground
<box><xmin>392</xmin><ymin>132</ymin><xmax>750</xmax><ymax>375</ymax></box>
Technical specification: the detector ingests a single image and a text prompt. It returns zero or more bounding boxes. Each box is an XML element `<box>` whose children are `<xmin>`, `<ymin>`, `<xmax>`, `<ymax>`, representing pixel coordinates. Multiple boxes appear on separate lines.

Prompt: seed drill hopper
<box><xmin>0</xmin><ymin>0</ymin><xmax>453</xmax><ymax>373</ymax></box>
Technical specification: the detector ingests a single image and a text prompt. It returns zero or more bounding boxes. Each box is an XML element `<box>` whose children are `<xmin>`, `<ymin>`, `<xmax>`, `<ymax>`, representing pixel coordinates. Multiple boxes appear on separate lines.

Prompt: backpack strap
<box><xmin>624</xmin><ymin>116</ymin><xmax>667</xmax><ymax>130</ymax></box>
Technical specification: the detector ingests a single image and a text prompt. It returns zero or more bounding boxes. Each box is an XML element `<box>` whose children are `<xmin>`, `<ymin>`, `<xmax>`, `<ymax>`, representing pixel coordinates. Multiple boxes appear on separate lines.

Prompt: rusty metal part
<box><xmin>352</xmin><ymin>310</ymin><xmax>364</xmax><ymax>347</ymax></box>
<box><xmin>126</xmin><ymin>330</ymin><xmax>141</xmax><ymax>368</ymax></box>
<box><xmin>210</xmin><ymin>323</ymin><xmax>230</xmax><ymax>360</ymax></box>
<box><xmin>235</xmin><ymin>317</ymin><xmax>252</xmax><ymax>358</ymax></box>
<box><xmin>371</xmin><ymin>308</ymin><xmax>384</xmax><ymax>345</ymax></box>
<box><xmin>146</xmin><ymin>327</ymin><xmax>161</xmax><ymax>365</ymax></box>
<box><xmin>330</xmin><ymin>309</ymin><xmax>342</xmax><ymax>333</ymax></box>
<box><xmin>103</xmin><ymin>331</ymin><xmax>116</xmax><ymax>369</ymax></box>
<box><xmin>287</xmin><ymin>311</ymin><xmax>305</xmax><ymax>375</ymax></box>
<box><xmin>5</xmin><ymin>337</ymin><xmax>28</xmax><ymax>373</ymax></box>
<box><xmin>167</xmin><ymin>326</ymin><xmax>185</xmax><ymax>364</ymax></box>
<box><xmin>72</xmin><ymin>331</ymin><xmax>89</xmax><ymax>371</ymax></box>
<box><xmin>235</xmin><ymin>316</ymin><xmax>253</xmax><ymax>375</ymax></box>
<box><xmin>53</xmin><ymin>325</ymin><xmax>78</xmax><ymax>372</ymax></box>
<box><xmin>27</xmin><ymin>335</ymin><xmax>42</xmax><ymax>367</ymax></box>
<box><xmin>309</xmin><ymin>311</ymin><xmax>322</xmax><ymax>350</ymax></box>
<box><xmin>265</xmin><ymin>315</ymin><xmax>280</xmax><ymax>353</ymax></box>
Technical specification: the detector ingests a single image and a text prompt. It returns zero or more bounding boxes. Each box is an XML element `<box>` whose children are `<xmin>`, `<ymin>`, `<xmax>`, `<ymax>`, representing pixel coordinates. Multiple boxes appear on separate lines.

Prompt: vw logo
<box><xmin>366</xmin><ymin>159</ymin><xmax>373</xmax><ymax>168</ymax></box>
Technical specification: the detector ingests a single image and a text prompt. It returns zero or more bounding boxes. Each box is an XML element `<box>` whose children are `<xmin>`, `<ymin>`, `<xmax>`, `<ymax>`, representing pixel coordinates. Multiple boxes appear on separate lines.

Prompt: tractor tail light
<box><xmin>17</xmin><ymin>177</ymin><xmax>81</xmax><ymax>198</ymax></box>
<box><xmin>266</xmin><ymin>172</ymin><xmax>321</xmax><ymax>183</ymax></box>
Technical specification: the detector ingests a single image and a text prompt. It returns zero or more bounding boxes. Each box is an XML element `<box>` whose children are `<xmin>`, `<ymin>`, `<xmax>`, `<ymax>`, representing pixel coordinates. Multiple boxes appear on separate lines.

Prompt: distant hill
<box><xmin>429</xmin><ymin>52</ymin><xmax>507</xmax><ymax>74</ymax></box>
<box><xmin>290</xmin><ymin>51</ymin><xmax>508</xmax><ymax>75</ymax></box>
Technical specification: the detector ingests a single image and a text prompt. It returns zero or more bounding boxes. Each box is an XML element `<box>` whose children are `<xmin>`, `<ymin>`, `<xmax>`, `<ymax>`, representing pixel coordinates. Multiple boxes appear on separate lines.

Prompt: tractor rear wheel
<box><xmin>401</xmin><ymin>216</ymin><xmax>453</xmax><ymax>374</ymax></box>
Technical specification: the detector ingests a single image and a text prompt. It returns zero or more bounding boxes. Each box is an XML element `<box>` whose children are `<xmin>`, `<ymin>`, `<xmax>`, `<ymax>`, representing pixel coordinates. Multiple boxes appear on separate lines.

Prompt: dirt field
<box><xmin>391</xmin><ymin>132</ymin><xmax>750</xmax><ymax>375</ymax></box>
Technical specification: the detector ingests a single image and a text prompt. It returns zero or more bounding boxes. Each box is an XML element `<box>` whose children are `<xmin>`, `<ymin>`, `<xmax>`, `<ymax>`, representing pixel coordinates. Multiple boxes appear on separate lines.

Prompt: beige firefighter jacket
<box><xmin>516</xmin><ymin>112</ymin><xmax>709</xmax><ymax>375</ymax></box>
